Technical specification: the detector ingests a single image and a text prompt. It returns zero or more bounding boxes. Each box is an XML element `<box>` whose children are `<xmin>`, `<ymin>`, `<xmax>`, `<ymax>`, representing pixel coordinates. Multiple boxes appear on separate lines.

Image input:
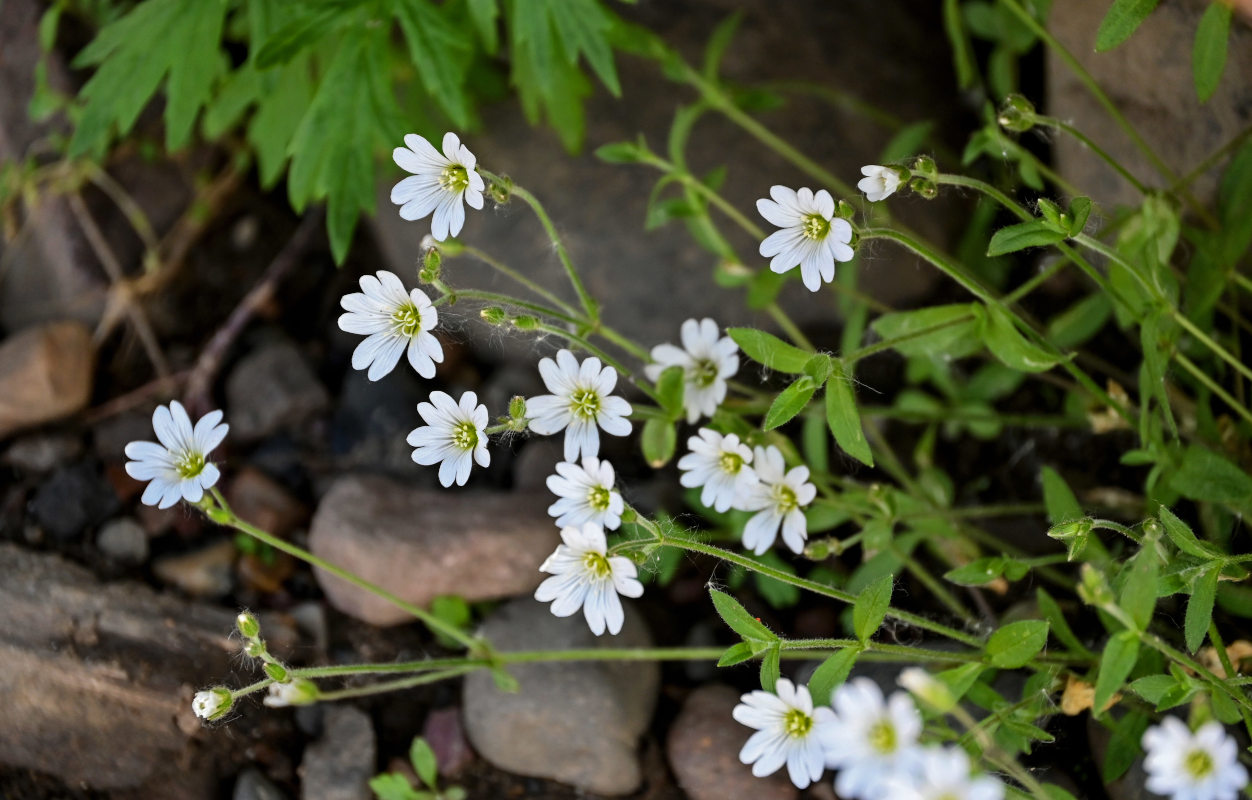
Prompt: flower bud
<box><xmin>1047</xmin><ymin>518</ymin><xmax>1093</xmax><ymax>561</ymax></box>
<box><xmin>263</xmin><ymin>678</ymin><xmax>318</xmax><ymax>708</ymax></box>
<box><xmin>910</xmin><ymin>155</ymin><xmax>937</xmax><ymax>180</ymax></box>
<box><xmin>480</xmin><ymin>306</ymin><xmax>507</xmax><ymax>325</ymax></box>
<box><xmin>508</xmin><ymin>395</ymin><xmax>527</xmax><ymax>420</ymax></box>
<box><xmin>1078</xmin><ymin>563</ymin><xmax>1115</xmax><ymax>607</ymax></box>
<box><xmin>236</xmin><ymin>611</ymin><xmax>260</xmax><ymax>640</ymax></box>
<box><xmin>489</xmin><ymin>175</ymin><xmax>513</xmax><ymax>204</ymax></box>
<box><xmin>898</xmin><ymin>667</ymin><xmax>956</xmax><ymax>713</ymax></box>
<box><xmin>997</xmin><ymin>94</ymin><xmax>1037</xmax><ymax>133</ymax></box>
<box><xmin>192</xmin><ymin>687</ymin><xmax>233</xmax><ymax>721</ymax></box>
<box><xmin>835</xmin><ymin>200</ymin><xmax>857</xmax><ymax>220</ymax></box>
<box><xmin>804</xmin><ymin>539</ymin><xmax>833</xmax><ymax>560</ymax></box>
<box><xmin>908</xmin><ymin>177</ymin><xmax>937</xmax><ymax>200</ymax></box>
<box><xmin>243</xmin><ymin>640</ymin><xmax>267</xmax><ymax>659</ymax></box>
<box><xmin>264</xmin><ymin>662</ymin><xmax>289</xmax><ymax>683</ymax></box>
<box><xmin>512</xmin><ymin>315</ymin><xmax>538</xmax><ymax>330</ymax></box>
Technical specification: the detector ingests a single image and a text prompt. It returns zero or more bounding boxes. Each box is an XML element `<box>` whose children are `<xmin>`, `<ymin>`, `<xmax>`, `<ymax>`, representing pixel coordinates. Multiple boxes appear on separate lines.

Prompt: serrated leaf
<box><xmin>808</xmin><ymin>648</ymin><xmax>859</xmax><ymax>706</ymax></box>
<box><xmin>410</xmin><ymin>737</ymin><xmax>438</xmax><ymax>790</ymax></box>
<box><xmin>717</xmin><ymin>641</ymin><xmax>754</xmax><ymax>667</ymax></box>
<box><xmin>727</xmin><ymin>327</ymin><xmax>811</xmax><ymax>373</ymax></box>
<box><xmin>986</xmin><ymin>620</ymin><xmax>1049</xmax><ymax>668</ymax></box>
<box><xmin>641</xmin><ymin>418</ymin><xmax>677</xmax><ymax>468</ymax></box>
<box><xmin>981</xmin><ymin>304</ymin><xmax>1061</xmax><ymax>372</ymax></box>
<box><xmin>1193</xmin><ymin>2</ymin><xmax>1231</xmax><ymax>102</ymax></box>
<box><xmin>853</xmin><ymin>574</ymin><xmax>893</xmax><ymax>643</ymax></box>
<box><xmin>1185</xmin><ymin>567</ymin><xmax>1219</xmax><ymax>653</ymax></box>
<box><xmin>1094</xmin><ymin>630</ymin><xmax>1139</xmax><ymax>713</ymax></box>
<box><xmin>1095</xmin><ymin>0</ymin><xmax>1159</xmax><ymax>51</ymax></box>
<box><xmin>759</xmin><ymin>643</ymin><xmax>781</xmax><ymax>692</ymax></box>
<box><xmin>764</xmin><ymin>377</ymin><xmax>817</xmax><ymax>430</ymax></box>
<box><xmin>548</xmin><ymin>0</ymin><xmax>621</xmax><ymax>96</ymax></box>
<box><xmin>254</xmin><ymin>3</ymin><xmax>345</xmax><ymax>69</ymax></box>
<box><xmin>249</xmin><ymin>57</ymin><xmax>313</xmax><ymax>188</ymax></box>
<box><xmin>870</xmin><ymin>304</ymin><xmax>983</xmax><ymax>359</ymax></box>
<box><xmin>708</xmin><ymin>588</ymin><xmax>776</xmax><ymax>643</ymax></box>
<box><xmin>986</xmin><ymin>219</ymin><xmax>1066</xmax><ymax>256</ymax></box>
<box><xmin>393</xmin><ymin>0</ymin><xmax>474</xmax><ymax>127</ymax></box>
<box><xmin>825</xmin><ymin>360</ymin><xmax>873</xmax><ymax>467</ymax></box>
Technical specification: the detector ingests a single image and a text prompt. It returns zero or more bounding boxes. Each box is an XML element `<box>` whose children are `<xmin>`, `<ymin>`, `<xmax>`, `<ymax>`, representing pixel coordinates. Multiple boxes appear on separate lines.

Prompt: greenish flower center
<box><xmin>1184</xmin><ymin>748</ymin><xmax>1215</xmax><ymax>780</ymax></box>
<box><xmin>690</xmin><ymin>358</ymin><xmax>719</xmax><ymax>388</ymax></box>
<box><xmin>451</xmin><ymin>421</ymin><xmax>478</xmax><ymax>451</ymax></box>
<box><xmin>175</xmin><ymin>451</ymin><xmax>206</xmax><ymax>479</ymax></box>
<box><xmin>583</xmin><ymin>551</ymin><xmax>612</xmax><ymax>578</ymax></box>
<box><xmin>783</xmin><ymin>709</ymin><xmax>813</xmax><ymax>738</ymax></box>
<box><xmin>571</xmin><ymin>388</ymin><xmax>602</xmax><ymax>420</ymax></box>
<box><xmin>868</xmin><ymin>720</ymin><xmax>897</xmax><ymax>755</ymax></box>
<box><xmin>801</xmin><ymin>214</ymin><xmax>830</xmax><ymax>241</ymax></box>
<box><xmin>719</xmin><ymin>451</ymin><xmax>744</xmax><ymax>475</ymax></box>
<box><xmin>773</xmin><ymin>483</ymin><xmax>799</xmax><ymax>513</ymax></box>
<box><xmin>392</xmin><ymin>303</ymin><xmax>422</xmax><ymax>338</ymax></box>
<box><xmin>588</xmin><ymin>485</ymin><xmax>613</xmax><ymax>512</ymax></box>
<box><xmin>439</xmin><ymin>164</ymin><xmax>470</xmax><ymax>193</ymax></box>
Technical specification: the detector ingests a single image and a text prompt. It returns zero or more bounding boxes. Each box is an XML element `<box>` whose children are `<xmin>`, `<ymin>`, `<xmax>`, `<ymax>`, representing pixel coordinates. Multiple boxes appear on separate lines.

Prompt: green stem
<box><xmin>312</xmin><ymin>666</ymin><xmax>478</xmax><ymax>702</ymax></box>
<box><xmin>859</xmin><ymin>405</ymin><xmax>1084</xmax><ymax>429</ymax></box>
<box><xmin>205</xmin><ymin>489</ymin><xmax>482</xmax><ymax>653</ymax></box>
<box><xmin>229</xmin><ymin>677</ymin><xmax>274</xmax><ymax>699</ymax></box>
<box><xmin>461</xmin><ymin>245</ymin><xmax>580</xmax><ymax>317</ymax></box>
<box><xmin>436</xmin><ymin>285</ymin><xmax>582</xmax><ymax>326</ymax></box>
<box><xmin>896</xmin><ymin>545</ymin><xmax>980</xmax><ymax>628</ymax></box>
<box><xmin>1206</xmin><ymin>622</ymin><xmax>1252</xmax><ymax>738</ymax></box>
<box><xmin>766</xmin><ymin>302</ymin><xmax>816</xmax><ymax>352</ymax></box>
<box><xmin>1174</xmin><ymin>351</ymin><xmax>1252</xmax><ymax>427</ymax></box>
<box><xmin>1035</xmin><ymin>116</ymin><xmax>1149</xmax><ymax>194</ymax></box>
<box><xmin>845</xmin><ymin>314</ymin><xmax>974</xmax><ymax>364</ymax></box>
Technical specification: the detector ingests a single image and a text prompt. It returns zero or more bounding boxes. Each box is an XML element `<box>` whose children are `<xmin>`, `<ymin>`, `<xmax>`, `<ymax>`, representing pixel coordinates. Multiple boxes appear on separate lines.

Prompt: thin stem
<box><xmin>766</xmin><ymin>303</ymin><xmax>816</xmax><ymax>352</ymax></box>
<box><xmin>205</xmin><ymin>489</ymin><xmax>482</xmax><ymax>652</ymax></box>
<box><xmin>859</xmin><ymin>405</ymin><xmax>1084</xmax><ymax>429</ymax></box>
<box><xmin>312</xmin><ymin>666</ymin><xmax>478</xmax><ymax>702</ymax></box>
<box><xmin>1035</xmin><ymin>116</ymin><xmax>1149</xmax><ymax>194</ymax></box>
<box><xmin>1174</xmin><ymin>351</ymin><xmax>1252</xmax><ymax>427</ymax></box>
<box><xmin>461</xmin><ymin>245</ymin><xmax>580</xmax><ymax>317</ymax></box>
<box><xmin>845</xmin><ymin>314</ymin><xmax>974</xmax><ymax>364</ymax></box>
<box><xmin>896</xmin><ymin>545</ymin><xmax>980</xmax><ymax>628</ymax></box>
<box><xmin>1207</xmin><ymin>622</ymin><xmax>1252</xmax><ymax>738</ymax></box>
<box><xmin>435</xmin><ymin>285</ymin><xmax>582</xmax><ymax>326</ymax></box>
<box><xmin>229</xmin><ymin>677</ymin><xmax>275</xmax><ymax>699</ymax></box>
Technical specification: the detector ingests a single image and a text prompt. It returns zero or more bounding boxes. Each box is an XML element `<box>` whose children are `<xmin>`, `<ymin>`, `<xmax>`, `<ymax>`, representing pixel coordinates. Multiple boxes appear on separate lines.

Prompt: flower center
<box><xmin>588</xmin><ymin>485</ymin><xmax>613</xmax><ymax>512</ymax></box>
<box><xmin>570</xmin><ymin>388</ymin><xmax>602</xmax><ymax>420</ymax></box>
<box><xmin>583</xmin><ymin>551</ymin><xmax>612</xmax><ymax>578</ymax></box>
<box><xmin>439</xmin><ymin>164</ymin><xmax>470</xmax><ymax>193</ymax></box>
<box><xmin>718</xmin><ymin>451</ymin><xmax>744</xmax><ymax>474</ymax></box>
<box><xmin>451</xmin><ymin>421</ymin><xmax>478</xmax><ymax>451</ymax></box>
<box><xmin>772</xmin><ymin>483</ymin><xmax>799</xmax><ymax>513</ymax></box>
<box><xmin>175</xmin><ymin>451</ymin><xmax>206</xmax><ymax>479</ymax></box>
<box><xmin>391</xmin><ymin>303</ymin><xmax>422</xmax><ymax>338</ymax></box>
<box><xmin>783</xmin><ymin>708</ymin><xmax>813</xmax><ymax>738</ymax></box>
<box><xmin>868</xmin><ymin>720</ymin><xmax>897</xmax><ymax>755</ymax></box>
<box><xmin>1184</xmin><ymin>748</ymin><xmax>1215</xmax><ymax>780</ymax></box>
<box><xmin>801</xmin><ymin>214</ymin><xmax>830</xmax><ymax>241</ymax></box>
<box><xmin>690</xmin><ymin>358</ymin><xmax>719</xmax><ymax>388</ymax></box>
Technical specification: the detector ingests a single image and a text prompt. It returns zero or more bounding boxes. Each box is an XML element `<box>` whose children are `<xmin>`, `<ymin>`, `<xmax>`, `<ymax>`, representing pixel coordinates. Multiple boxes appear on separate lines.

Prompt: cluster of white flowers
<box><xmin>734</xmin><ymin>675</ymin><xmax>1004</xmax><ymax>799</ymax></box>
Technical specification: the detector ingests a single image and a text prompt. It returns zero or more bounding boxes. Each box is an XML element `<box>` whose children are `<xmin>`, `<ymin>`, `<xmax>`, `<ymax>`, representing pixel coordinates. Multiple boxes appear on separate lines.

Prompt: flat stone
<box><xmin>97</xmin><ymin>517</ymin><xmax>150</xmax><ymax>564</ymax></box>
<box><xmin>308</xmin><ymin>474</ymin><xmax>560</xmax><ymax>626</ymax></box>
<box><xmin>0</xmin><ymin>321</ymin><xmax>94</xmax><ymax>440</ymax></box>
<box><xmin>461</xmin><ymin>598</ymin><xmax>659</xmax><ymax>796</ymax></box>
<box><xmin>226</xmin><ymin>339</ymin><xmax>329</xmax><ymax>441</ymax></box>
<box><xmin>153</xmin><ymin>539</ymin><xmax>237</xmax><ymax>598</ymax></box>
<box><xmin>29</xmin><ymin>461</ymin><xmax>119</xmax><ymax>541</ymax></box>
<box><xmin>1</xmin><ymin>431</ymin><xmax>83</xmax><ymax>473</ymax></box>
<box><xmin>299</xmin><ymin>705</ymin><xmax>376</xmax><ymax>800</ymax></box>
<box><xmin>667</xmin><ymin>684</ymin><xmax>798</xmax><ymax>800</ymax></box>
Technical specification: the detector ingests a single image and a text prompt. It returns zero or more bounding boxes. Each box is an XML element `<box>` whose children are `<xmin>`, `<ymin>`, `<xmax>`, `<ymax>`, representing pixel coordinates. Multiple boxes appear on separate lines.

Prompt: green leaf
<box><xmin>1067</xmin><ymin>196</ymin><xmax>1093</xmax><ymax>234</ymax></box>
<box><xmin>1120</xmin><ymin>545</ymin><xmax>1161</xmax><ymax>631</ymax></box>
<box><xmin>594</xmin><ymin>140</ymin><xmax>646</xmax><ymax>164</ymax></box>
<box><xmin>548</xmin><ymin>0</ymin><xmax>621</xmax><ymax>96</ymax></box>
<box><xmin>1095</xmin><ymin>0</ymin><xmax>1160</xmax><ymax>51</ymax></box>
<box><xmin>986</xmin><ymin>620</ymin><xmax>1049</xmax><ymax>669</ymax></box>
<box><xmin>981</xmin><ymin>305</ymin><xmax>1061</xmax><ymax>372</ymax></box>
<box><xmin>945</xmin><ymin>558</ymin><xmax>1007</xmax><ymax>587</ymax></box>
<box><xmin>1103</xmin><ymin>711</ymin><xmax>1149</xmax><ymax>783</ymax></box>
<box><xmin>1184</xmin><ymin>567</ymin><xmax>1219</xmax><ymax>653</ymax></box>
<box><xmin>410</xmin><ymin>737</ymin><xmax>438</xmax><ymax>790</ymax></box>
<box><xmin>369</xmin><ymin>773</ymin><xmax>421</xmax><ymax>800</ymax></box>
<box><xmin>640</xmin><ymin>418</ymin><xmax>677</xmax><ymax>468</ymax></box>
<box><xmin>1170</xmin><ymin>445</ymin><xmax>1252</xmax><ymax>513</ymax></box>
<box><xmin>1042</xmin><ymin>787</ymin><xmax>1079</xmax><ymax>800</ymax></box>
<box><xmin>429</xmin><ymin>595</ymin><xmax>471</xmax><ymax>649</ymax></box>
<box><xmin>1193</xmin><ymin>2</ymin><xmax>1232</xmax><ymax>102</ymax></box>
<box><xmin>467</xmin><ymin>0</ymin><xmax>500</xmax><ymax>53</ymax></box>
<box><xmin>943</xmin><ymin>0</ymin><xmax>977</xmax><ymax>88</ymax></box>
<box><xmin>1037</xmin><ymin>587</ymin><xmax>1091</xmax><ymax>656</ymax></box>
<box><xmin>727</xmin><ymin>328</ymin><xmax>811</xmax><ymax>373</ymax></box>
<box><xmin>880</xmin><ymin>121</ymin><xmax>935</xmax><ymax>162</ymax></box>
<box><xmin>825</xmin><ymin>360</ymin><xmax>873</xmax><ymax>467</ymax></box>
<box><xmin>986</xmin><ymin>219</ymin><xmax>1066</xmax><ymax>256</ymax></box>
<box><xmin>1040</xmin><ymin>466</ymin><xmax>1082</xmax><ymax>524</ymax></box>
<box><xmin>254</xmin><ymin>4</ymin><xmax>345</xmax><ymax>69</ymax></box>
<box><xmin>702</xmin><ymin>11</ymin><xmax>743</xmax><ymax>80</ymax></box>
<box><xmin>1159</xmin><ymin>506</ymin><xmax>1221</xmax><ymax>558</ymax></box>
<box><xmin>764</xmin><ymin>377</ymin><xmax>818</xmax><ymax>430</ymax></box>
<box><xmin>1129</xmin><ymin>674</ymin><xmax>1177</xmax><ymax>705</ymax></box>
<box><xmin>1218</xmin><ymin>135</ymin><xmax>1252</xmax><ymax>265</ymax></box>
<box><xmin>1046</xmin><ymin>292</ymin><xmax>1112</xmax><ymax>350</ymax></box>
<box><xmin>853</xmin><ymin>574</ymin><xmax>893</xmax><ymax>643</ymax></box>
<box><xmin>759</xmin><ymin>643</ymin><xmax>781</xmax><ymax>692</ymax></box>
<box><xmin>708</xmin><ymin>588</ymin><xmax>776</xmax><ymax>643</ymax></box>
<box><xmin>717</xmin><ymin>641</ymin><xmax>754</xmax><ymax>667</ymax></box>
<box><xmin>655</xmin><ymin>365</ymin><xmax>685</xmax><ymax>421</ymax></box>
<box><xmin>393</xmin><ymin>0</ymin><xmax>474</xmax><ymax>127</ymax></box>
<box><xmin>808</xmin><ymin>648</ymin><xmax>860</xmax><ymax>706</ymax></box>
<box><xmin>870</xmin><ymin>303</ymin><xmax>983</xmax><ymax>359</ymax></box>
<box><xmin>1094</xmin><ymin>630</ymin><xmax>1139</xmax><ymax>713</ymax></box>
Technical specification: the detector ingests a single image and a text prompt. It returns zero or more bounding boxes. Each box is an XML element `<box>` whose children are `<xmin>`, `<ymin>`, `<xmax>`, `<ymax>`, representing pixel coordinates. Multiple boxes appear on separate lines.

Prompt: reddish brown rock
<box><xmin>0</xmin><ymin>321</ymin><xmax>94</xmax><ymax>440</ymax></box>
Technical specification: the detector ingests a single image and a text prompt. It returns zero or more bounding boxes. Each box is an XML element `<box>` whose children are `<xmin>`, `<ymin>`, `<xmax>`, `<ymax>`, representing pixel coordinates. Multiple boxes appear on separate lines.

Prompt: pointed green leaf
<box><xmin>1185</xmin><ymin>567</ymin><xmax>1219</xmax><ymax>653</ymax></box>
<box><xmin>986</xmin><ymin>219</ymin><xmax>1066</xmax><ymax>256</ymax></box>
<box><xmin>759</xmin><ymin>643</ymin><xmax>781</xmax><ymax>692</ymax></box>
<box><xmin>641</xmin><ymin>418</ymin><xmax>677</xmax><ymax>468</ymax></box>
<box><xmin>1159</xmin><ymin>506</ymin><xmax>1221</xmax><ymax>559</ymax></box>
<box><xmin>1102</xmin><ymin>710</ymin><xmax>1150</xmax><ymax>783</ymax></box>
<box><xmin>1170</xmin><ymin>445</ymin><xmax>1252</xmax><ymax>513</ymax></box>
<box><xmin>727</xmin><ymin>327</ymin><xmax>811</xmax><ymax>373</ymax></box>
<box><xmin>717</xmin><ymin>641</ymin><xmax>754</xmax><ymax>667</ymax></box>
<box><xmin>1096</xmin><ymin>0</ymin><xmax>1160</xmax><ymax>51</ymax></box>
<box><xmin>869</xmin><ymin>303</ymin><xmax>983</xmax><ymax>359</ymax></box>
<box><xmin>708</xmin><ymin>588</ymin><xmax>776</xmax><ymax>643</ymax></box>
<box><xmin>410</xmin><ymin>737</ymin><xmax>438</xmax><ymax>790</ymax></box>
<box><xmin>1040</xmin><ymin>466</ymin><xmax>1082</xmax><ymax>524</ymax></box>
<box><xmin>808</xmin><ymin>647</ymin><xmax>860</xmax><ymax>706</ymax></box>
<box><xmin>467</xmin><ymin>0</ymin><xmax>500</xmax><ymax>53</ymax></box>
<box><xmin>655</xmin><ymin>365</ymin><xmax>685</xmax><ymax>421</ymax></box>
<box><xmin>853</xmin><ymin>574</ymin><xmax>893</xmax><ymax>643</ymax></box>
<box><xmin>1193</xmin><ymin>2</ymin><xmax>1232</xmax><ymax>102</ymax></box>
<box><xmin>764</xmin><ymin>377</ymin><xmax>817</xmax><ymax>431</ymax></box>
<box><xmin>985</xmin><ymin>619</ymin><xmax>1049</xmax><ymax>668</ymax></box>
<box><xmin>1120</xmin><ymin>545</ymin><xmax>1160</xmax><ymax>631</ymax></box>
<box><xmin>825</xmin><ymin>360</ymin><xmax>873</xmax><ymax>467</ymax></box>
<box><xmin>1037</xmin><ymin>587</ymin><xmax>1092</xmax><ymax>656</ymax></box>
<box><xmin>981</xmin><ymin>304</ymin><xmax>1061</xmax><ymax>372</ymax></box>
<box><xmin>1094</xmin><ymin>630</ymin><xmax>1139</xmax><ymax>713</ymax></box>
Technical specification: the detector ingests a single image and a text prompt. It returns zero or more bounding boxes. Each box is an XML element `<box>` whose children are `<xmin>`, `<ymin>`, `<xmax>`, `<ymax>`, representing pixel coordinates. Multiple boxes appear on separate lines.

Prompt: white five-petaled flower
<box><xmin>546</xmin><ymin>457</ymin><xmax>624</xmax><ymax>531</ymax></box>
<box><xmin>124</xmin><ymin>401</ymin><xmax>228</xmax><ymax>509</ymax></box>
<box><xmin>407</xmin><ymin>391</ymin><xmax>491</xmax><ymax>487</ymax></box>
<box><xmin>192</xmin><ymin>688</ymin><xmax>231</xmax><ymax>721</ymax></box>
<box><xmin>644</xmin><ymin>318</ymin><xmax>739</xmax><ymax>424</ymax></box>
<box><xmin>733</xmin><ymin>678</ymin><xmax>836</xmax><ymax>789</ymax></box>
<box><xmin>739</xmin><ymin>445</ymin><xmax>817</xmax><ymax>555</ymax></box>
<box><xmin>391</xmin><ymin>132</ymin><xmax>486</xmax><ymax>241</ymax></box>
<box><xmin>858</xmin><ymin>165</ymin><xmax>903</xmax><ymax>203</ymax></box>
<box><xmin>822</xmin><ymin>677</ymin><xmax>924</xmax><ymax>800</ymax></box>
<box><xmin>534</xmin><ymin>522</ymin><xmax>644</xmax><ymax>636</ymax></box>
<box><xmin>527</xmin><ymin>349</ymin><xmax>633</xmax><ymax>462</ymax></box>
<box><xmin>1142</xmin><ymin>718</ymin><xmax>1249</xmax><ymax>800</ymax></box>
<box><xmin>883</xmin><ymin>746</ymin><xmax>1005</xmax><ymax>800</ymax></box>
<box><xmin>338</xmin><ymin>270</ymin><xmax>443</xmax><ymax>381</ymax></box>
<box><xmin>757</xmin><ymin>185</ymin><xmax>854</xmax><ymax>292</ymax></box>
<box><xmin>677</xmin><ymin>428</ymin><xmax>756</xmax><ymax>513</ymax></box>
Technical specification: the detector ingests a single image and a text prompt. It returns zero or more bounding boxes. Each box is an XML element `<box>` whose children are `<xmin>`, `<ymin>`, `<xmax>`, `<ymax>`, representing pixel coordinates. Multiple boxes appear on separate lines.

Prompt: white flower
<box><xmin>677</xmin><ymin>428</ymin><xmax>757</xmax><ymax>513</ymax></box>
<box><xmin>391</xmin><ymin>132</ymin><xmax>486</xmax><ymax>241</ymax></box>
<box><xmin>883</xmin><ymin>746</ymin><xmax>1004</xmax><ymax>800</ymax></box>
<box><xmin>821</xmin><ymin>677</ymin><xmax>924</xmax><ymax>800</ymax></box>
<box><xmin>124</xmin><ymin>401</ymin><xmax>228</xmax><ymax>509</ymax></box>
<box><xmin>263</xmin><ymin>679</ymin><xmax>317</xmax><ymax>708</ymax></box>
<box><xmin>407</xmin><ymin>391</ymin><xmax>491</xmax><ymax>487</ymax></box>
<box><xmin>338</xmin><ymin>270</ymin><xmax>443</xmax><ymax>381</ymax></box>
<box><xmin>192</xmin><ymin>688</ymin><xmax>231</xmax><ymax>721</ymax></box>
<box><xmin>733</xmin><ymin>678</ymin><xmax>836</xmax><ymax>789</ymax></box>
<box><xmin>644</xmin><ymin>318</ymin><xmax>739</xmax><ymax>424</ymax></box>
<box><xmin>534</xmin><ymin>522</ymin><xmax>643</xmax><ymax>636</ymax></box>
<box><xmin>857</xmin><ymin>165</ymin><xmax>903</xmax><ymax>202</ymax></box>
<box><xmin>546</xmin><ymin>457</ymin><xmax>624</xmax><ymax>530</ymax></box>
<box><xmin>1142</xmin><ymin>718</ymin><xmax>1248</xmax><ymax>800</ymax></box>
<box><xmin>527</xmin><ymin>349</ymin><xmax>633</xmax><ymax>462</ymax></box>
<box><xmin>739</xmin><ymin>445</ymin><xmax>816</xmax><ymax>555</ymax></box>
<box><xmin>757</xmin><ymin>185</ymin><xmax>854</xmax><ymax>292</ymax></box>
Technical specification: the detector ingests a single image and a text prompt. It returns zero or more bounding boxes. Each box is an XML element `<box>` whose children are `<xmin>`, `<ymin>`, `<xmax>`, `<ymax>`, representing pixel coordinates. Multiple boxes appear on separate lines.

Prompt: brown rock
<box><xmin>308</xmin><ymin>474</ymin><xmax>561</xmax><ymax>626</ymax></box>
<box><xmin>0</xmin><ymin>321</ymin><xmax>94</xmax><ymax>440</ymax></box>
<box><xmin>153</xmin><ymin>539</ymin><xmax>237</xmax><ymax>597</ymax></box>
<box><xmin>667</xmin><ymin>684</ymin><xmax>798</xmax><ymax>800</ymax></box>
<box><xmin>226</xmin><ymin>467</ymin><xmax>308</xmax><ymax>538</ymax></box>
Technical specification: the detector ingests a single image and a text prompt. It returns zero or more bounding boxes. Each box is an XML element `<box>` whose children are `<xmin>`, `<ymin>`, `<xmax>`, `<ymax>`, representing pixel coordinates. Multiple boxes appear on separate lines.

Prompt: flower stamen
<box><xmin>801</xmin><ymin>214</ymin><xmax>830</xmax><ymax>240</ymax></box>
<box><xmin>391</xmin><ymin>303</ymin><xmax>422</xmax><ymax>338</ymax></box>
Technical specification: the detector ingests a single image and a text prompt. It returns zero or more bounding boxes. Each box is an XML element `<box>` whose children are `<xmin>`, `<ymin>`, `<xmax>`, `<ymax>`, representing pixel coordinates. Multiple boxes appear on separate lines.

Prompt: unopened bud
<box><xmin>997</xmin><ymin>94</ymin><xmax>1037</xmax><ymax>133</ymax></box>
<box><xmin>835</xmin><ymin>200</ymin><xmax>856</xmax><ymax>220</ymax></box>
<box><xmin>910</xmin><ymin>155</ymin><xmax>937</xmax><ymax>179</ymax></box>
<box><xmin>898</xmin><ymin>668</ymin><xmax>956</xmax><ymax>713</ymax></box>
<box><xmin>243</xmin><ymin>640</ymin><xmax>266</xmax><ymax>659</ymax></box>
<box><xmin>1078</xmin><ymin>563</ymin><xmax>1115</xmax><ymax>607</ymax></box>
<box><xmin>908</xmin><ymin>177</ymin><xmax>937</xmax><ymax>200</ymax></box>
<box><xmin>263</xmin><ymin>678</ymin><xmax>318</xmax><ymax>708</ymax></box>
<box><xmin>512</xmin><ymin>315</ymin><xmax>538</xmax><ymax>330</ymax></box>
<box><xmin>508</xmin><ymin>395</ymin><xmax>527</xmax><ymax>420</ymax></box>
<box><xmin>192</xmin><ymin>687</ymin><xmax>233</xmax><ymax>721</ymax></box>
<box><xmin>1048</xmin><ymin>518</ymin><xmax>1093</xmax><ymax>561</ymax></box>
<box><xmin>489</xmin><ymin>175</ymin><xmax>513</xmax><ymax>204</ymax></box>
<box><xmin>236</xmin><ymin>611</ymin><xmax>260</xmax><ymax>640</ymax></box>
<box><xmin>804</xmin><ymin>539</ymin><xmax>833</xmax><ymax>560</ymax></box>
<box><xmin>264</xmin><ymin>662</ymin><xmax>289</xmax><ymax>682</ymax></box>
<box><xmin>480</xmin><ymin>307</ymin><xmax>507</xmax><ymax>325</ymax></box>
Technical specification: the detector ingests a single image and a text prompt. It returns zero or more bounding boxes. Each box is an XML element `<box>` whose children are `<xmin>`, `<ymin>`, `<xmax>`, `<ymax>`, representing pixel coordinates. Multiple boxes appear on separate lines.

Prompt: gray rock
<box><xmin>234</xmin><ymin>767</ymin><xmax>289</xmax><ymax>800</ymax></box>
<box><xmin>0</xmin><ymin>321</ymin><xmax>94</xmax><ymax>441</ymax></box>
<box><xmin>329</xmin><ymin>368</ymin><xmax>427</xmax><ymax>476</ymax></box>
<box><xmin>2</xmin><ymin>431</ymin><xmax>83</xmax><ymax>473</ymax></box>
<box><xmin>92</xmin><ymin>409</ymin><xmax>156</xmax><ymax>462</ymax></box>
<box><xmin>227</xmin><ymin>339</ymin><xmax>329</xmax><ymax>441</ymax></box>
<box><xmin>300</xmin><ymin>705</ymin><xmax>376</xmax><ymax>800</ymax></box>
<box><xmin>461</xmin><ymin>598</ymin><xmax>659</xmax><ymax>795</ymax></box>
<box><xmin>308</xmin><ymin>474</ymin><xmax>560</xmax><ymax>626</ymax></box>
<box><xmin>97</xmin><ymin>517</ymin><xmax>149</xmax><ymax>564</ymax></box>
<box><xmin>29</xmin><ymin>461</ymin><xmax>119</xmax><ymax>541</ymax></box>
<box><xmin>667</xmin><ymin>684</ymin><xmax>797</xmax><ymax>800</ymax></box>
